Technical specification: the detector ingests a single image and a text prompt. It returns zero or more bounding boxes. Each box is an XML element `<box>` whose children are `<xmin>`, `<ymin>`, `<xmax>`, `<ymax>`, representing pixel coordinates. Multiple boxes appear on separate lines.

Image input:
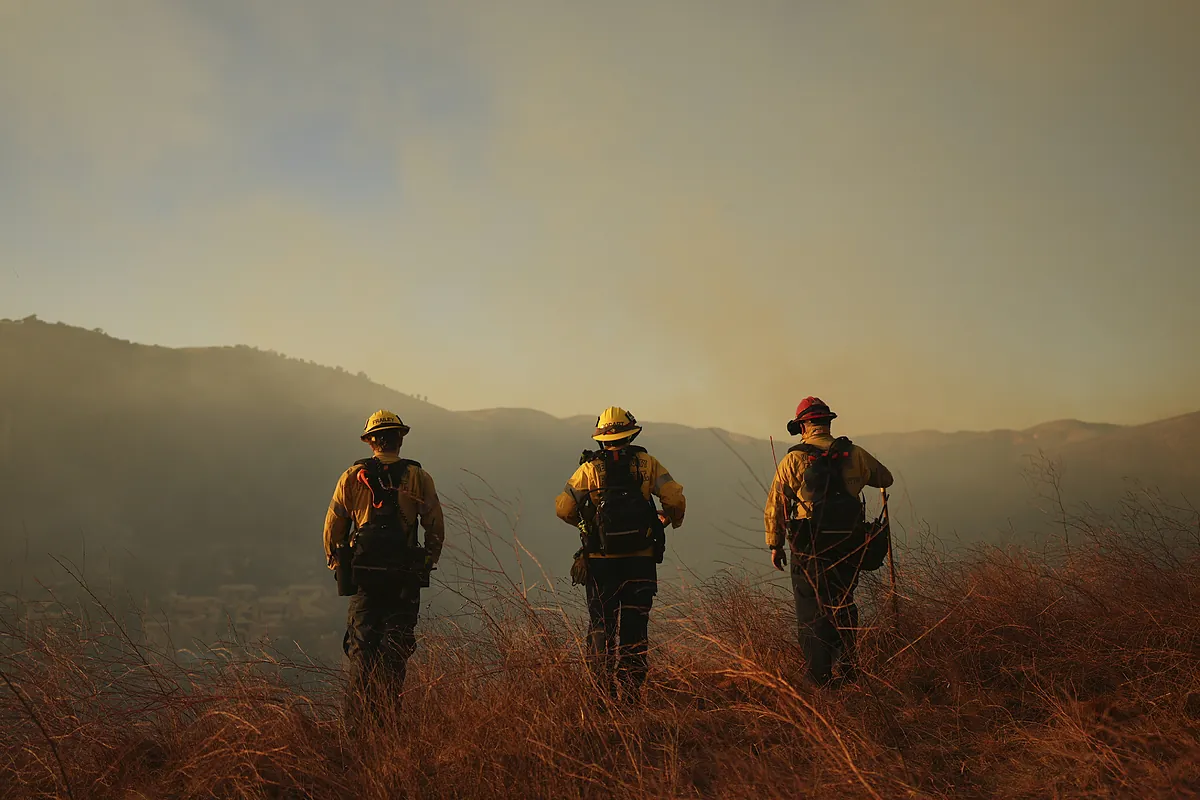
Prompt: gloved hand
<box><xmin>771</xmin><ymin>547</ymin><xmax>787</xmax><ymax>571</ymax></box>
<box><xmin>570</xmin><ymin>548</ymin><xmax>589</xmax><ymax>586</ymax></box>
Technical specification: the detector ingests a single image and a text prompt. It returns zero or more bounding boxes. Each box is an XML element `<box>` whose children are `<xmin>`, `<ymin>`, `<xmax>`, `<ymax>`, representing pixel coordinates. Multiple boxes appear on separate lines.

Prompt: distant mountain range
<box><xmin>2</xmin><ymin>316</ymin><xmax>1197</xmax><ymax>606</ymax></box>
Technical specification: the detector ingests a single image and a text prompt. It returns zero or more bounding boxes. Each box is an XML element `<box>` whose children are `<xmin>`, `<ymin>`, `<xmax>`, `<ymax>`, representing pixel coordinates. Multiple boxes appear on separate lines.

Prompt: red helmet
<box><xmin>787</xmin><ymin>397</ymin><xmax>837</xmax><ymax>435</ymax></box>
<box><xmin>794</xmin><ymin>396</ymin><xmax>837</xmax><ymax>423</ymax></box>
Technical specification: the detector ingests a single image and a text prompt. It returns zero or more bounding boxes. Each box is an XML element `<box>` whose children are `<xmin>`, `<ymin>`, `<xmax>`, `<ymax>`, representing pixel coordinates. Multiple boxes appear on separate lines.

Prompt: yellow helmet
<box><xmin>593</xmin><ymin>406</ymin><xmax>642</xmax><ymax>442</ymax></box>
<box><xmin>361</xmin><ymin>409</ymin><xmax>411</xmax><ymax>440</ymax></box>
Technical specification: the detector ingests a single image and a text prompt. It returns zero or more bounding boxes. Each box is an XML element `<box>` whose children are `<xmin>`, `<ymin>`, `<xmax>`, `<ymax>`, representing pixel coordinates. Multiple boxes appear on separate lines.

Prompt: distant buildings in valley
<box><xmin>3</xmin><ymin>581</ymin><xmax>344</xmax><ymax>660</ymax></box>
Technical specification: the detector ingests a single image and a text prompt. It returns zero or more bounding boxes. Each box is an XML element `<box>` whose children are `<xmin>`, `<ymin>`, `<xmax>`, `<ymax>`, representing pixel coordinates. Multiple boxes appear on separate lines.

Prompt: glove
<box><xmin>570</xmin><ymin>548</ymin><xmax>589</xmax><ymax>586</ymax></box>
<box><xmin>771</xmin><ymin>546</ymin><xmax>788</xmax><ymax>571</ymax></box>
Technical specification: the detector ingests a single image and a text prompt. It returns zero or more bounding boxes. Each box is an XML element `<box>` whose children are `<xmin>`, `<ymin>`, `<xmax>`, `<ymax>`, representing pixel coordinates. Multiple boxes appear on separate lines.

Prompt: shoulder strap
<box><xmin>352</xmin><ymin>457</ymin><xmax>416</xmax><ymax>512</ymax></box>
<box><xmin>825</xmin><ymin>437</ymin><xmax>854</xmax><ymax>462</ymax></box>
<box><xmin>354</xmin><ymin>456</ymin><xmax>420</xmax><ymax>472</ymax></box>
<box><xmin>788</xmin><ymin>437</ymin><xmax>855</xmax><ymax>456</ymax></box>
<box><xmin>598</xmin><ymin>448</ymin><xmax>643</xmax><ymax>490</ymax></box>
<box><xmin>580</xmin><ymin>444</ymin><xmax>646</xmax><ymax>465</ymax></box>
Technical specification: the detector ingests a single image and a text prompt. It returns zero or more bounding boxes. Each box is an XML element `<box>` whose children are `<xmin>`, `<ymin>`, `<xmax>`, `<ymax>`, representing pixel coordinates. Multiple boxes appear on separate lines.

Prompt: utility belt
<box><xmin>580</xmin><ymin>512</ymin><xmax>666</xmax><ymax>561</ymax></box>
<box><xmin>334</xmin><ymin>525</ymin><xmax>432</xmax><ymax>597</ymax></box>
<box><xmin>572</xmin><ymin>512</ymin><xmax>666</xmax><ymax>587</ymax></box>
<box><xmin>786</xmin><ymin>516</ymin><xmax>866</xmax><ymax>558</ymax></box>
<box><xmin>785</xmin><ymin>514</ymin><xmax>890</xmax><ymax>572</ymax></box>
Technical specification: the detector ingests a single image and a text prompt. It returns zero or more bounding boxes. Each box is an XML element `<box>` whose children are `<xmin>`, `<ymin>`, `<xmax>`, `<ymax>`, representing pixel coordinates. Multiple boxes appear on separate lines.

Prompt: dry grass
<box><xmin>3</xmin><ymin>486</ymin><xmax>1199</xmax><ymax>799</ymax></box>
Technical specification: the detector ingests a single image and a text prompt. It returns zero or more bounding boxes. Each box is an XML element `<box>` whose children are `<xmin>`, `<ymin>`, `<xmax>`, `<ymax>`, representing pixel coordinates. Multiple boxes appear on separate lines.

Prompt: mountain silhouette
<box><xmin>2</xmin><ymin>316</ymin><xmax>1196</xmax><ymax>608</ymax></box>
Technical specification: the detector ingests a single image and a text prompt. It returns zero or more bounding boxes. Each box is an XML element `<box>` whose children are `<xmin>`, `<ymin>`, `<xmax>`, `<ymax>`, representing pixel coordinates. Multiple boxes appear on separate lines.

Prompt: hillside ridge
<box><xmin>1</xmin><ymin>314</ymin><xmax>1198</xmax><ymax>657</ymax></box>
<box><xmin>6</xmin><ymin>315</ymin><xmax>1191</xmax><ymax>440</ymax></box>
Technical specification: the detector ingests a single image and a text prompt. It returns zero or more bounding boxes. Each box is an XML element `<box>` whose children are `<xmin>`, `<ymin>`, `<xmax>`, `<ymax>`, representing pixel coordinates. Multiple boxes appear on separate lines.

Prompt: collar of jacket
<box><xmin>370</xmin><ymin>452</ymin><xmax>404</xmax><ymax>464</ymax></box>
<box><xmin>801</xmin><ymin>429</ymin><xmax>835</xmax><ymax>447</ymax></box>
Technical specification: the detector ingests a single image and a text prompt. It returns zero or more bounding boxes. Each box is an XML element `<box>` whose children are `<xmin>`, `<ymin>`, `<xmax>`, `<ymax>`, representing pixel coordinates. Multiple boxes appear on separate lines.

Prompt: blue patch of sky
<box><xmin>162</xmin><ymin>0</ymin><xmax>495</xmax><ymax>213</ymax></box>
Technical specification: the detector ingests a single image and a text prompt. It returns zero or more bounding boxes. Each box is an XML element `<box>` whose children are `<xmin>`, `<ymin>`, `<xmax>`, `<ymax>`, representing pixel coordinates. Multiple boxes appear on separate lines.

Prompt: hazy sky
<box><xmin>2</xmin><ymin>1</ymin><xmax>1197</xmax><ymax>437</ymax></box>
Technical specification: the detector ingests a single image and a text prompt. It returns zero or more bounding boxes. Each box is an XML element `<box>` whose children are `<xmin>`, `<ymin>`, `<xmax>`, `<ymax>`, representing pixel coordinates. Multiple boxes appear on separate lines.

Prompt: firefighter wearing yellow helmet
<box><xmin>555</xmin><ymin>406</ymin><xmax>686</xmax><ymax>702</ymax></box>
<box><xmin>322</xmin><ymin>409</ymin><xmax>445</xmax><ymax>723</ymax></box>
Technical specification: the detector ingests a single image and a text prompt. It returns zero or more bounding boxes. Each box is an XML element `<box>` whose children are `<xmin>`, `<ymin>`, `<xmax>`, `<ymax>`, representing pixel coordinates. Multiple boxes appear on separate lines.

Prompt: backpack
<box><xmin>579</xmin><ymin>446</ymin><xmax>659</xmax><ymax>557</ymax></box>
<box><xmin>785</xmin><ymin>437</ymin><xmax>886</xmax><ymax>570</ymax></box>
<box><xmin>345</xmin><ymin>457</ymin><xmax>429</xmax><ymax>594</ymax></box>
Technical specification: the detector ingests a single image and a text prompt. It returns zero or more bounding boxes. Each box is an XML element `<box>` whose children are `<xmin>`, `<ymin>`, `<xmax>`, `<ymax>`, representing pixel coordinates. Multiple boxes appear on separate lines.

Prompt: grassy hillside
<box><xmin>2</xmin><ymin>317</ymin><xmax>1197</xmax><ymax>653</ymax></box>
<box><xmin>2</xmin><ymin>491</ymin><xmax>1197</xmax><ymax>799</ymax></box>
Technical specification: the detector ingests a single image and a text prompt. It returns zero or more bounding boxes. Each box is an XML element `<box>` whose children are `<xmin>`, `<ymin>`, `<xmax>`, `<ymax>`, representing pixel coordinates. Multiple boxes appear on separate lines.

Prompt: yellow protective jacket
<box><xmin>555</xmin><ymin>449</ymin><xmax>685</xmax><ymax>559</ymax></box>
<box><xmin>763</xmin><ymin>430</ymin><xmax>893</xmax><ymax>548</ymax></box>
<box><xmin>323</xmin><ymin>453</ymin><xmax>446</xmax><ymax>566</ymax></box>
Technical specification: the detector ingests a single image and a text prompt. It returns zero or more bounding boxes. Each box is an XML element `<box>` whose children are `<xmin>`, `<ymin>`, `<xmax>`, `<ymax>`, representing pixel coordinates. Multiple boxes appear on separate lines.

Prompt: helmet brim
<box><xmin>361</xmin><ymin>423</ymin><xmax>411</xmax><ymax>440</ymax></box>
<box><xmin>593</xmin><ymin>426</ymin><xmax>641</xmax><ymax>442</ymax></box>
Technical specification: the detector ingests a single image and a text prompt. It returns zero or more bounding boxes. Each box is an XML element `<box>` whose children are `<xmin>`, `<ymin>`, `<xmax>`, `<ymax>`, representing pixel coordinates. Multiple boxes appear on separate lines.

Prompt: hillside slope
<box><xmin>1</xmin><ymin>317</ymin><xmax>1197</xmax><ymax>613</ymax></box>
<box><xmin>0</xmin><ymin>319</ymin><xmax>774</xmax><ymax>607</ymax></box>
<box><xmin>860</xmin><ymin>413</ymin><xmax>1200</xmax><ymax>545</ymax></box>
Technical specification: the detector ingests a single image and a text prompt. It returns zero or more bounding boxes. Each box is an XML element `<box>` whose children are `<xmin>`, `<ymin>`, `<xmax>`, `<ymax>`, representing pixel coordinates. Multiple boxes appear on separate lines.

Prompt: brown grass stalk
<box><xmin>1</xmin><ymin>484</ymin><xmax>1198</xmax><ymax>798</ymax></box>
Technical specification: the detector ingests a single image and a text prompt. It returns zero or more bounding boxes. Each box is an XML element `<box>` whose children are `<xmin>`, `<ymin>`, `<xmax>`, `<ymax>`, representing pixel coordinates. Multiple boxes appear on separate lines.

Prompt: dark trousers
<box><xmin>585</xmin><ymin>556</ymin><xmax>657</xmax><ymax>700</ymax></box>
<box><xmin>791</xmin><ymin>557</ymin><xmax>860</xmax><ymax>686</ymax></box>
<box><xmin>343</xmin><ymin>586</ymin><xmax>421</xmax><ymax>722</ymax></box>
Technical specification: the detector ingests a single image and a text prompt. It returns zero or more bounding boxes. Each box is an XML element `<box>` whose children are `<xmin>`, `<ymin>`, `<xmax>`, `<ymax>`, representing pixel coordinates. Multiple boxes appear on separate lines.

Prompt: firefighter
<box><xmin>323</xmin><ymin>409</ymin><xmax>445</xmax><ymax>721</ymax></box>
<box><xmin>764</xmin><ymin>397</ymin><xmax>893</xmax><ymax>687</ymax></box>
<box><xmin>555</xmin><ymin>407</ymin><xmax>686</xmax><ymax>702</ymax></box>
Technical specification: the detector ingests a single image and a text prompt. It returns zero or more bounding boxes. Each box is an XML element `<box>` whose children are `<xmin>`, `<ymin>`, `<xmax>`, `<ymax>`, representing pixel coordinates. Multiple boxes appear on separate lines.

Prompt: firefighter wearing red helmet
<box><xmin>764</xmin><ymin>397</ymin><xmax>893</xmax><ymax>687</ymax></box>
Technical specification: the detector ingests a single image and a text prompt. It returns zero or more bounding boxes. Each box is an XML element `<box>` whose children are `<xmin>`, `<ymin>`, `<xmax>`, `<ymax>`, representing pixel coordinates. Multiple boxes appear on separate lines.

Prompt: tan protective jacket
<box><xmin>555</xmin><ymin>449</ymin><xmax>685</xmax><ymax>559</ymax></box>
<box><xmin>763</xmin><ymin>430</ymin><xmax>893</xmax><ymax>548</ymax></box>
<box><xmin>323</xmin><ymin>453</ymin><xmax>446</xmax><ymax>565</ymax></box>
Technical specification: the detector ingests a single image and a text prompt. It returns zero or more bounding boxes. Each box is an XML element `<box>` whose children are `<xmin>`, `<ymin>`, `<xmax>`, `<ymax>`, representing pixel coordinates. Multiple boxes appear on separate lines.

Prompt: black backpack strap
<box><xmin>352</xmin><ymin>457</ymin><xmax>416</xmax><ymax>513</ymax></box>
<box><xmin>354</xmin><ymin>456</ymin><xmax>419</xmax><ymax>474</ymax></box>
<box><xmin>783</xmin><ymin>444</ymin><xmax>822</xmax><ymax>504</ymax></box>
<box><xmin>581</xmin><ymin>443</ymin><xmax>646</xmax><ymax>464</ymax></box>
<box><xmin>818</xmin><ymin>437</ymin><xmax>861</xmax><ymax>503</ymax></box>
<box><xmin>383</xmin><ymin>459</ymin><xmax>417</xmax><ymax>485</ymax></box>
<box><xmin>788</xmin><ymin>438</ymin><xmax>853</xmax><ymax>457</ymax></box>
<box><xmin>784</xmin><ymin>441</ymin><xmax>839</xmax><ymax>512</ymax></box>
<box><xmin>825</xmin><ymin>437</ymin><xmax>855</xmax><ymax>464</ymax></box>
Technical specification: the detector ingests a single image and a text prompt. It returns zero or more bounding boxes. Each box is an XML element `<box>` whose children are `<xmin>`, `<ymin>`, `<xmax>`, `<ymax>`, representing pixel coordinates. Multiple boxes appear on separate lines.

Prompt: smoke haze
<box><xmin>2</xmin><ymin>1</ymin><xmax>1198</xmax><ymax>437</ymax></box>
